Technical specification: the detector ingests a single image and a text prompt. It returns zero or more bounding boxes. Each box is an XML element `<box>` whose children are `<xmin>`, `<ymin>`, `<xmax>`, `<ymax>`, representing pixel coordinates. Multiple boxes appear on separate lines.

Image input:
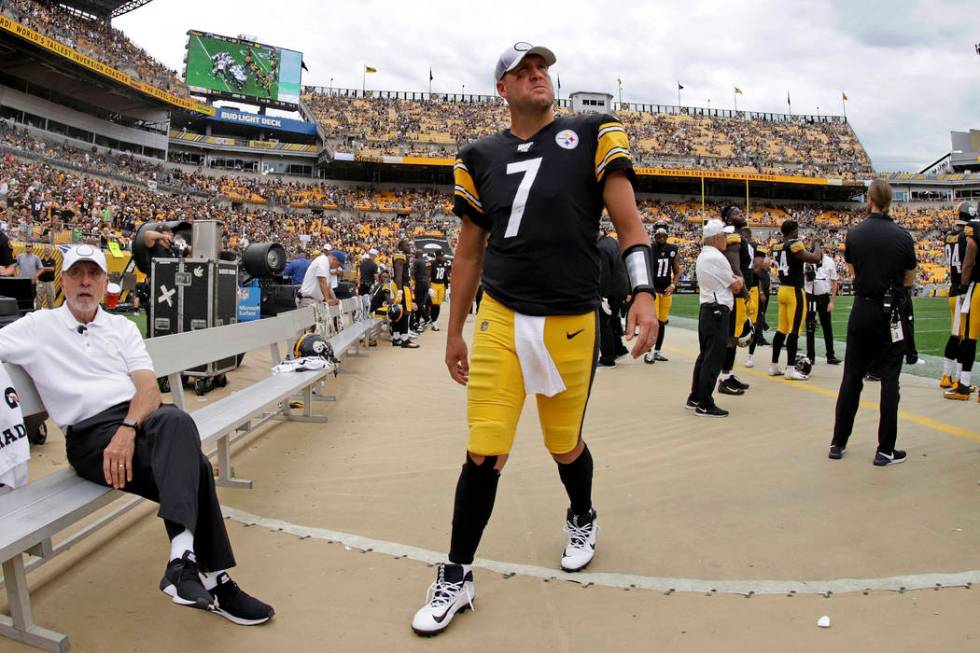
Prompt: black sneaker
<box><xmin>159</xmin><ymin>551</ymin><xmax>213</xmax><ymax>610</ymax></box>
<box><xmin>865</xmin><ymin>373</ymin><xmax>880</xmax><ymax>382</ymax></box>
<box><xmin>873</xmin><ymin>449</ymin><xmax>907</xmax><ymax>467</ymax></box>
<box><xmin>827</xmin><ymin>356</ymin><xmax>842</xmax><ymax>365</ymax></box>
<box><xmin>209</xmin><ymin>573</ymin><xmax>275</xmax><ymax>625</ymax></box>
<box><xmin>653</xmin><ymin>352</ymin><xmax>669</xmax><ymax>362</ymax></box>
<box><xmin>695</xmin><ymin>403</ymin><xmax>729</xmax><ymax>418</ymax></box>
<box><xmin>728</xmin><ymin>376</ymin><xmax>750</xmax><ymax>391</ymax></box>
<box><xmin>828</xmin><ymin>445</ymin><xmax>846</xmax><ymax>460</ymax></box>
<box><xmin>718</xmin><ymin>378</ymin><xmax>745</xmax><ymax>396</ymax></box>
<box><xmin>597</xmin><ymin>359</ymin><xmax>617</xmax><ymax>369</ymax></box>
<box><xmin>685</xmin><ymin>397</ymin><xmax>698</xmax><ymax>410</ymax></box>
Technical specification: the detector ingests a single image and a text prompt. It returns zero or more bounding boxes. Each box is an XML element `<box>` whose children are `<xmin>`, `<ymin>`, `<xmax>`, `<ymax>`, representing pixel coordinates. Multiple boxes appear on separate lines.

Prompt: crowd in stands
<box><xmin>302</xmin><ymin>92</ymin><xmax>874</xmax><ymax>179</ymax></box>
<box><xmin>0</xmin><ymin>115</ymin><xmax>957</xmax><ymax>289</ymax></box>
<box><xmin>2</xmin><ymin>0</ymin><xmax>190</xmax><ymax>99</ymax></box>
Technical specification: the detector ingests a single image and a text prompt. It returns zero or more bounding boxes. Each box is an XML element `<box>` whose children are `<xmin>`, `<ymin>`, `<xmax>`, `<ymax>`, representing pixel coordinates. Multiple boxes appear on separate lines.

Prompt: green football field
<box><xmin>665</xmin><ymin>294</ymin><xmax>952</xmax><ymax>357</ymax></box>
<box><xmin>186</xmin><ymin>34</ymin><xmax>279</xmax><ymax>100</ymax></box>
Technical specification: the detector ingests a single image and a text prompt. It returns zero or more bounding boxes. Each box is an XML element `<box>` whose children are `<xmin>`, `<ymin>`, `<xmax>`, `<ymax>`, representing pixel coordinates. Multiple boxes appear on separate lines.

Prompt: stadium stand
<box><xmin>3</xmin><ymin>0</ymin><xmax>189</xmax><ymax>98</ymax></box>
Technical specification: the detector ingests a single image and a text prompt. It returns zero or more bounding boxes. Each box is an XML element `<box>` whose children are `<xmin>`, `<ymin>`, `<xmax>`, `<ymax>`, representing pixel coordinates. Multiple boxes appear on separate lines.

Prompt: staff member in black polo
<box><xmin>805</xmin><ymin>241</ymin><xmax>842</xmax><ymax>365</ymax></box>
<box><xmin>688</xmin><ymin>219</ymin><xmax>744</xmax><ymax>417</ymax></box>
<box><xmin>829</xmin><ymin>180</ymin><xmax>917</xmax><ymax>466</ymax></box>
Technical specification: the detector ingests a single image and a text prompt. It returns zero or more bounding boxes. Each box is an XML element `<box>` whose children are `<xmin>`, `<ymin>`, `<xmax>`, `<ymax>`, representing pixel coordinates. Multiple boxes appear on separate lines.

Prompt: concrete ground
<box><xmin>3</xmin><ymin>315</ymin><xmax>980</xmax><ymax>652</ymax></box>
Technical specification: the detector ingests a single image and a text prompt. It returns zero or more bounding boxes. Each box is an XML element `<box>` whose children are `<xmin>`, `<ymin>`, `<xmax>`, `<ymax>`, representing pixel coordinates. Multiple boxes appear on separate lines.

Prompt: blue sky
<box><xmin>116</xmin><ymin>0</ymin><xmax>980</xmax><ymax>172</ymax></box>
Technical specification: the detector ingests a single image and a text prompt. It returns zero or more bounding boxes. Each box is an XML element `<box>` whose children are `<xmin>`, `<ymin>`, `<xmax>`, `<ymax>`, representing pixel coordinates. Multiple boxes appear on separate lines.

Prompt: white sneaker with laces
<box><xmin>786</xmin><ymin>367</ymin><xmax>809</xmax><ymax>381</ymax></box>
<box><xmin>643</xmin><ymin>352</ymin><xmax>655</xmax><ymax>364</ymax></box>
<box><xmin>411</xmin><ymin>563</ymin><xmax>475</xmax><ymax>636</ymax></box>
<box><xmin>768</xmin><ymin>363</ymin><xmax>783</xmax><ymax>376</ymax></box>
<box><xmin>561</xmin><ymin>509</ymin><xmax>599</xmax><ymax>572</ymax></box>
<box><xmin>744</xmin><ymin>355</ymin><xmax>754</xmax><ymax>368</ymax></box>
<box><xmin>431</xmin><ymin>324</ymin><xmax>440</xmax><ymax>331</ymax></box>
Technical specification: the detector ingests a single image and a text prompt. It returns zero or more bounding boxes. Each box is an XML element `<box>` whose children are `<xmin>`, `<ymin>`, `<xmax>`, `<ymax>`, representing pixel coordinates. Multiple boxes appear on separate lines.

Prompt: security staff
<box><xmin>804</xmin><ymin>241</ymin><xmax>841</xmax><ymax>365</ymax></box>
<box><xmin>829</xmin><ymin>180</ymin><xmax>917</xmax><ymax>466</ymax></box>
<box><xmin>688</xmin><ymin>220</ymin><xmax>744</xmax><ymax>417</ymax></box>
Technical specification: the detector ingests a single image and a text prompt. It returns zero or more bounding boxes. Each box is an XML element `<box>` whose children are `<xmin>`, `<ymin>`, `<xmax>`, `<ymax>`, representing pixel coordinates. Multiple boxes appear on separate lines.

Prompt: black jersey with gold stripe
<box><xmin>652</xmin><ymin>242</ymin><xmax>678</xmax><ymax>291</ymax></box>
<box><xmin>430</xmin><ymin>259</ymin><xmax>451</xmax><ymax>285</ymax></box>
<box><xmin>945</xmin><ymin>227</ymin><xmax>968</xmax><ymax>295</ymax></box>
<box><xmin>772</xmin><ymin>238</ymin><xmax>806</xmax><ymax>287</ymax></box>
<box><xmin>453</xmin><ymin>113</ymin><xmax>634</xmax><ymax>315</ymax></box>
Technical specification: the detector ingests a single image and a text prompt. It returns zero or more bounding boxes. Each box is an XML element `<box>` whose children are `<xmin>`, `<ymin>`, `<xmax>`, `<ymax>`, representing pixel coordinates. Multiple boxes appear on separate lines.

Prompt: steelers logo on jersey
<box><xmin>555</xmin><ymin>129</ymin><xmax>579</xmax><ymax>150</ymax></box>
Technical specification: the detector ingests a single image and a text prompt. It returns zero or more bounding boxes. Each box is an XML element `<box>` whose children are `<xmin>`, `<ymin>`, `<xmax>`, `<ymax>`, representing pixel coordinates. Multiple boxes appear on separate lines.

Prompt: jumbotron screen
<box><xmin>184</xmin><ymin>30</ymin><xmax>302</xmax><ymax>108</ymax></box>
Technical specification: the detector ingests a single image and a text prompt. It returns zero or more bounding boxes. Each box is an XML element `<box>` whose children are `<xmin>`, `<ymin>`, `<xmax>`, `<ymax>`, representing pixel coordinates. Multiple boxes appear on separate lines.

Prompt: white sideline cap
<box><xmin>703</xmin><ymin>220</ymin><xmax>735</xmax><ymax>238</ymax></box>
<box><xmin>495</xmin><ymin>42</ymin><xmax>556</xmax><ymax>81</ymax></box>
<box><xmin>62</xmin><ymin>244</ymin><xmax>107</xmax><ymax>273</ymax></box>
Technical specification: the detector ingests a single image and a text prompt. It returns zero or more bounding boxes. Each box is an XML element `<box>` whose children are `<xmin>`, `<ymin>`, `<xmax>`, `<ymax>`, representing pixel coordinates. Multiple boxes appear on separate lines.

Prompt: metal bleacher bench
<box><xmin>0</xmin><ymin>297</ymin><xmax>381</xmax><ymax>651</ymax></box>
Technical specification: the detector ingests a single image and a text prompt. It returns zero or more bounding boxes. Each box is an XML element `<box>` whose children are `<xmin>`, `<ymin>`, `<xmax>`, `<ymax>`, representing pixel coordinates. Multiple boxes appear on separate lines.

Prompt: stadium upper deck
<box><xmin>302</xmin><ymin>90</ymin><xmax>874</xmax><ymax>181</ymax></box>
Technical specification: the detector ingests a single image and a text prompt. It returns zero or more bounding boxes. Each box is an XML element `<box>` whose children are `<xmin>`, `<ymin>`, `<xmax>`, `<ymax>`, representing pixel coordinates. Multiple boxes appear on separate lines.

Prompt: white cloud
<box><xmin>115</xmin><ymin>0</ymin><xmax>980</xmax><ymax>171</ymax></box>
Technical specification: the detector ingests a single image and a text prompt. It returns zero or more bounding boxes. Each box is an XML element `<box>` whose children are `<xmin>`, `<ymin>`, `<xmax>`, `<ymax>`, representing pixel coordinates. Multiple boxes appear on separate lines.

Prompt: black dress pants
<box><xmin>832</xmin><ymin>298</ymin><xmax>905</xmax><ymax>454</ymax></box>
<box><xmin>66</xmin><ymin>402</ymin><xmax>236</xmax><ymax>572</ymax></box>
<box><xmin>598</xmin><ymin>296</ymin><xmax>626</xmax><ymax>363</ymax></box>
<box><xmin>690</xmin><ymin>304</ymin><xmax>730</xmax><ymax>406</ymax></box>
<box><xmin>806</xmin><ymin>293</ymin><xmax>836</xmax><ymax>360</ymax></box>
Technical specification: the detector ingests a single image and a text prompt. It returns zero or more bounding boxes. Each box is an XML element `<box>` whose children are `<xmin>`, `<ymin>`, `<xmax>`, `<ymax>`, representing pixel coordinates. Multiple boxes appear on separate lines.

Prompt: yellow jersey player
<box><xmin>643</xmin><ymin>221</ymin><xmax>680</xmax><ymax>364</ymax></box>
<box><xmin>429</xmin><ymin>249</ymin><xmax>451</xmax><ymax>331</ymax></box>
<box><xmin>941</xmin><ymin>202</ymin><xmax>973</xmax><ymax>392</ymax></box>
<box><xmin>945</xmin><ymin>205</ymin><xmax>980</xmax><ymax>401</ymax></box>
<box><xmin>411</xmin><ymin>42</ymin><xmax>658</xmax><ymax>636</ymax></box>
<box><xmin>769</xmin><ymin>220</ymin><xmax>822</xmax><ymax>379</ymax></box>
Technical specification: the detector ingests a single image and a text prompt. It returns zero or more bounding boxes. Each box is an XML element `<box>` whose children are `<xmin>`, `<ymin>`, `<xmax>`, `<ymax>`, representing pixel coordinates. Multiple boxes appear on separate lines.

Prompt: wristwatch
<box><xmin>121</xmin><ymin>418</ymin><xmax>139</xmax><ymax>431</ymax></box>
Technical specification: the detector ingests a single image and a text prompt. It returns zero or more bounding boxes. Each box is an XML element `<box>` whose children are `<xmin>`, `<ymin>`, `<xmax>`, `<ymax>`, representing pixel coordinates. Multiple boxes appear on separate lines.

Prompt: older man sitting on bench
<box><xmin>0</xmin><ymin>245</ymin><xmax>274</xmax><ymax>626</ymax></box>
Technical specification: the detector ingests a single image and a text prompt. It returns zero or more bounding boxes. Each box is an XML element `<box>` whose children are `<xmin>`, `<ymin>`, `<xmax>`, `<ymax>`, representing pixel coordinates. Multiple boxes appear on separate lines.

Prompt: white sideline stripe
<box><xmin>222</xmin><ymin>507</ymin><xmax>980</xmax><ymax>595</ymax></box>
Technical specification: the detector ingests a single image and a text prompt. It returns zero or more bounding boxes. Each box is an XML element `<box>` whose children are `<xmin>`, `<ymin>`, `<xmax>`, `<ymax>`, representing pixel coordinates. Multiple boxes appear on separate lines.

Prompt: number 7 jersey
<box><xmin>453</xmin><ymin>113</ymin><xmax>635</xmax><ymax>316</ymax></box>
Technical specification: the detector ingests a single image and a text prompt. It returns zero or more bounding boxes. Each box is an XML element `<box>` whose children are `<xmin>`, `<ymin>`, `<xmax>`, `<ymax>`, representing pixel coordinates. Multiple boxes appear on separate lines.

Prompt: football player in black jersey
<box><xmin>940</xmin><ymin>203</ymin><xmax>972</xmax><ymax>390</ymax></box>
<box><xmin>643</xmin><ymin>221</ymin><xmax>680</xmax><ymax>363</ymax></box>
<box><xmin>392</xmin><ymin>239</ymin><xmax>419</xmax><ymax>349</ymax></box>
<box><xmin>945</xmin><ymin>203</ymin><xmax>980</xmax><ymax>401</ymax></box>
<box><xmin>769</xmin><ymin>220</ymin><xmax>822</xmax><ymax>379</ymax></box>
<box><xmin>411</xmin><ymin>42</ymin><xmax>658</xmax><ymax>636</ymax></box>
<box><xmin>743</xmin><ymin>227</ymin><xmax>768</xmax><ymax>368</ymax></box>
<box><xmin>429</xmin><ymin>249</ymin><xmax>451</xmax><ymax>331</ymax></box>
<box><xmin>717</xmin><ymin>206</ymin><xmax>752</xmax><ymax>394</ymax></box>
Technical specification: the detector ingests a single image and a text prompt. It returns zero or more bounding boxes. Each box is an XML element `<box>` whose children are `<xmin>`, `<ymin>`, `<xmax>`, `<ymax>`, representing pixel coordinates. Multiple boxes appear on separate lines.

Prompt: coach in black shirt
<box><xmin>829</xmin><ymin>180</ymin><xmax>916</xmax><ymax>466</ymax></box>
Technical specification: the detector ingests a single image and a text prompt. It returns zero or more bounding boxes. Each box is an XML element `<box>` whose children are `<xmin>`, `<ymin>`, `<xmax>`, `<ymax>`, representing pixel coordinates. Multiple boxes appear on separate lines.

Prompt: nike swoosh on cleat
<box><xmin>566</xmin><ymin>329</ymin><xmax>584</xmax><ymax>339</ymax></box>
<box><xmin>432</xmin><ymin>606</ymin><xmax>453</xmax><ymax>624</ymax></box>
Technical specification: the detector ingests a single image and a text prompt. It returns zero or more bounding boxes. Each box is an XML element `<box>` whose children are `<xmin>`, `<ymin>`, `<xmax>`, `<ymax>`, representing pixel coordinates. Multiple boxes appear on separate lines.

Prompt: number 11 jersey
<box><xmin>453</xmin><ymin>113</ymin><xmax>635</xmax><ymax>316</ymax></box>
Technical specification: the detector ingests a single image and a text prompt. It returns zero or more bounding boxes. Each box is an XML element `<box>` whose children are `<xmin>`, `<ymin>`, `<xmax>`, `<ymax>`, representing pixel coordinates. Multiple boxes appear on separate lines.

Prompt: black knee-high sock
<box><xmin>164</xmin><ymin>519</ymin><xmax>184</xmax><ymax>540</ymax></box>
<box><xmin>787</xmin><ymin>334</ymin><xmax>799</xmax><ymax>365</ymax></box>
<box><xmin>771</xmin><ymin>332</ymin><xmax>786</xmax><ymax>364</ymax></box>
<box><xmin>655</xmin><ymin>322</ymin><xmax>666</xmax><ymax>350</ymax></box>
<box><xmin>722</xmin><ymin>346</ymin><xmax>736</xmax><ymax>373</ymax></box>
<box><xmin>557</xmin><ymin>443</ymin><xmax>593</xmax><ymax>516</ymax></box>
<box><xmin>959</xmin><ymin>339</ymin><xmax>977</xmax><ymax>373</ymax></box>
<box><xmin>944</xmin><ymin>336</ymin><xmax>959</xmax><ymax>362</ymax></box>
<box><xmin>448</xmin><ymin>456</ymin><xmax>500</xmax><ymax>565</ymax></box>
<box><xmin>430</xmin><ymin>304</ymin><xmax>441</xmax><ymax>324</ymax></box>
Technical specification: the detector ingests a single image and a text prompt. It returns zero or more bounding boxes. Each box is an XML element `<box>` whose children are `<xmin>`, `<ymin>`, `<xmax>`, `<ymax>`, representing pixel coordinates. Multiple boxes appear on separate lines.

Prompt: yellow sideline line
<box><xmin>663</xmin><ymin>345</ymin><xmax>980</xmax><ymax>442</ymax></box>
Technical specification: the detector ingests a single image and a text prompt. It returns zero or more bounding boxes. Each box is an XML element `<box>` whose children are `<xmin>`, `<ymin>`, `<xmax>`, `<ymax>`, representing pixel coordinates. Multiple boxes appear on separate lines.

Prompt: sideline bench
<box><xmin>0</xmin><ymin>298</ymin><xmax>380</xmax><ymax>651</ymax></box>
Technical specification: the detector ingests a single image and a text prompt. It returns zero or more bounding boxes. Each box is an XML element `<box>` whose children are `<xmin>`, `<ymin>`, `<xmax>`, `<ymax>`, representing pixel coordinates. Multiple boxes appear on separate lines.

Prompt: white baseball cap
<box><xmin>368</xmin><ymin>248</ymin><xmax>379</xmax><ymax>256</ymax></box>
<box><xmin>495</xmin><ymin>42</ymin><xmax>556</xmax><ymax>81</ymax></box>
<box><xmin>62</xmin><ymin>244</ymin><xmax>107</xmax><ymax>273</ymax></box>
<box><xmin>703</xmin><ymin>220</ymin><xmax>735</xmax><ymax>238</ymax></box>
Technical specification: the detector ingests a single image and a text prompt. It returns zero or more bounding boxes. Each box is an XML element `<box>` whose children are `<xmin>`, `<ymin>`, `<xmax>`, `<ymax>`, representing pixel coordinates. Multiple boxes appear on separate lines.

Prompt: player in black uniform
<box><xmin>644</xmin><ymin>221</ymin><xmax>680</xmax><ymax>364</ymax></box>
<box><xmin>941</xmin><ymin>203</ymin><xmax>974</xmax><ymax>391</ymax></box>
<box><xmin>429</xmin><ymin>250</ymin><xmax>451</xmax><ymax>331</ymax></box>
<box><xmin>391</xmin><ymin>239</ymin><xmax>419</xmax><ymax>349</ymax></box>
<box><xmin>717</xmin><ymin>206</ymin><xmax>752</xmax><ymax>394</ymax></box>
<box><xmin>945</xmin><ymin>203</ymin><xmax>980</xmax><ymax>401</ymax></box>
<box><xmin>411</xmin><ymin>42</ymin><xmax>658</xmax><ymax>636</ymax></box>
<box><xmin>743</xmin><ymin>227</ymin><xmax>768</xmax><ymax>368</ymax></box>
<box><xmin>769</xmin><ymin>220</ymin><xmax>822</xmax><ymax>379</ymax></box>
<box><xmin>411</xmin><ymin>249</ymin><xmax>431</xmax><ymax>332</ymax></box>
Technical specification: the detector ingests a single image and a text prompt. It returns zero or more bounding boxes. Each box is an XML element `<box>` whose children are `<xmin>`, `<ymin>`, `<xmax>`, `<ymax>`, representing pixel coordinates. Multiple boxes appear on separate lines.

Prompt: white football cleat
<box><xmin>411</xmin><ymin>563</ymin><xmax>474</xmax><ymax>636</ymax></box>
<box><xmin>560</xmin><ymin>509</ymin><xmax>599</xmax><ymax>572</ymax></box>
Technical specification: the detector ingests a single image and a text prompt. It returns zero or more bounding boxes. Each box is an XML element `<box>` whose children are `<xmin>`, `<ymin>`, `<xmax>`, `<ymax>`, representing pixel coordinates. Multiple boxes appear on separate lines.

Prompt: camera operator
<box><xmin>829</xmin><ymin>180</ymin><xmax>917</xmax><ymax>466</ymax></box>
<box><xmin>687</xmin><ymin>220</ymin><xmax>744</xmax><ymax>417</ymax></box>
<box><xmin>143</xmin><ymin>225</ymin><xmax>192</xmax><ymax>260</ymax></box>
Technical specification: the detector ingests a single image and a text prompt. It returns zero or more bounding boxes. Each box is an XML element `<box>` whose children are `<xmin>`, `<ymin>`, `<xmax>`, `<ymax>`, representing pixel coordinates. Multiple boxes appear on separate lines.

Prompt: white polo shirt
<box><xmin>804</xmin><ymin>254</ymin><xmax>839</xmax><ymax>296</ymax></box>
<box><xmin>0</xmin><ymin>305</ymin><xmax>154</xmax><ymax>428</ymax></box>
<box><xmin>696</xmin><ymin>245</ymin><xmax>735</xmax><ymax>309</ymax></box>
<box><xmin>300</xmin><ymin>254</ymin><xmax>333</xmax><ymax>301</ymax></box>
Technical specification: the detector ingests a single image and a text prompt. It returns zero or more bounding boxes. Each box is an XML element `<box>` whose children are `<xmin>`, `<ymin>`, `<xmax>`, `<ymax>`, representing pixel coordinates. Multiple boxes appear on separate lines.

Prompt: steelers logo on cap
<box><xmin>555</xmin><ymin>129</ymin><xmax>579</xmax><ymax>150</ymax></box>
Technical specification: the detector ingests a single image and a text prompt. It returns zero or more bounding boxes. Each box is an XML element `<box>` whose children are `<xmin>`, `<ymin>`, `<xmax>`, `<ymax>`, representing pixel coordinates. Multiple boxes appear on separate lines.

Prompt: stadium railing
<box><xmin>0</xmin><ymin>297</ymin><xmax>381</xmax><ymax>652</ymax></box>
